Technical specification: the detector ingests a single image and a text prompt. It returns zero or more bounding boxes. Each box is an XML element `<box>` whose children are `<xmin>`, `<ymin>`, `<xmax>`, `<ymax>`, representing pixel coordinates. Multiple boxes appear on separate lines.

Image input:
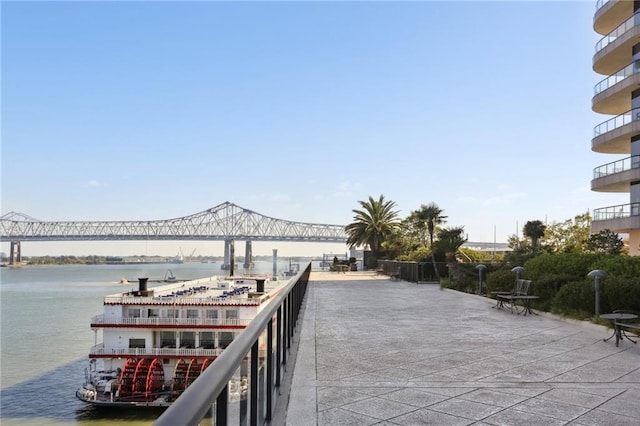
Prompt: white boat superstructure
<box><xmin>76</xmin><ymin>274</ymin><xmax>280</xmax><ymax>407</ymax></box>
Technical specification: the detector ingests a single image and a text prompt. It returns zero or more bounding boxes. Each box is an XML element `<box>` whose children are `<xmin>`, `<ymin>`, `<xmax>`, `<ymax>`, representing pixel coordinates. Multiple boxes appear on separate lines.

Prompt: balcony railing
<box><xmin>593</xmin><ymin>203</ymin><xmax>640</xmax><ymax>220</ymax></box>
<box><xmin>90</xmin><ymin>343</ymin><xmax>223</xmax><ymax>357</ymax></box>
<box><xmin>593</xmin><ymin>107</ymin><xmax>640</xmax><ymax>137</ymax></box>
<box><xmin>593</xmin><ymin>156</ymin><xmax>640</xmax><ymax>178</ymax></box>
<box><xmin>595</xmin><ymin>12</ymin><xmax>640</xmax><ymax>53</ymax></box>
<box><xmin>91</xmin><ymin>315</ymin><xmax>252</xmax><ymax>327</ymax></box>
<box><xmin>596</xmin><ymin>0</ymin><xmax>610</xmax><ymax>12</ymax></box>
<box><xmin>594</xmin><ymin>61</ymin><xmax>640</xmax><ymax>95</ymax></box>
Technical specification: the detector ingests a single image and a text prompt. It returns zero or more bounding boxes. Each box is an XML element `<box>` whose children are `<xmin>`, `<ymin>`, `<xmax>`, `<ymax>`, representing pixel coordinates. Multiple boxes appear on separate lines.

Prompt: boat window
<box><xmin>128</xmin><ymin>308</ymin><xmax>141</xmax><ymax>318</ymax></box>
<box><xmin>167</xmin><ymin>309</ymin><xmax>179</xmax><ymax>318</ymax></box>
<box><xmin>200</xmin><ymin>332</ymin><xmax>215</xmax><ymax>349</ymax></box>
<box><xmin>186</xmin><ymin>309</ymin><xmax>199</xmax><ymax>318</ymax></box>
<box><xmin>219</xmin><ymin>332</ymin><xmax>234</xmax><ymax>349</ymax></box>
<box><xmin>129</xmin><ymin>338</ymin><xmax>145</xmax><ymax>349</ymax></box>
<box><xmin>160</xmin><ymin>331</ymin><xmax>176</xmax><ymax>348</ymax></box>
<box><xmin>225</xmin><ymin>309</ymin><xmax>238</xmax><ymax>320</ymax></box>
<box><xmin>148</xmin><ymin>308</ymin><xmax>159</xmax><ymax>318</ymax></box>
<box><xmin>180</xmin><ymin>331</ymin><xmax>195</xmax><ymax>348</ymax></box>
<box><xmin>206</xmin><ymin>309</ymin><xmax>218</xmax><ymax>319</ymax></box>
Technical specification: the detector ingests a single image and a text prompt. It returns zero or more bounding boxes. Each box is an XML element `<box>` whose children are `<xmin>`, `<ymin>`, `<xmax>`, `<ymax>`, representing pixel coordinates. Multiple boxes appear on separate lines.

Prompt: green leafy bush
<box><xmin>601</xmin><ymin>276</ymin><xmax>640</xmax><ymax>312</ymax></box>
<box><xmin>524</xmin><ymin>253</ymin><xmax>601</xmax><ymax>282</ymax></box>
<box><xmin>485</xmin><ymin>269</ymin><xmax>516</xmax><ymax>295</ymax></box>
<box><xmin>551</xmin><ymin>279</ymin><xmax>594</xmax><ymax>319</ymax></box>
<box><xmin>591</xmin><ymin>256</ymin><xmax>640</xmax><ymax>279</ymax></box>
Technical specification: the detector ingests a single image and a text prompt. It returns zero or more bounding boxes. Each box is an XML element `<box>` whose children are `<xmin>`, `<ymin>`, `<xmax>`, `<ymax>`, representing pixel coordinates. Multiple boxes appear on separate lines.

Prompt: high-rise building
<box><xmin>591</xmin><ymin>0</ymin><xmax>640</xmax><ymax>254</ymax></box>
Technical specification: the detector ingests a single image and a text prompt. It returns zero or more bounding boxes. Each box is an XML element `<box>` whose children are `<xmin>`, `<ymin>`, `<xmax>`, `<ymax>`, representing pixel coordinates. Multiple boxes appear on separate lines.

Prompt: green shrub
<box><xmin>591</xmin><ymin>256</ymin><xmax>640</xmax><ymax>279</ymax></box>
<box><xmin>551</xmin><ymin>279</ymin><xmax>594</xmax><ymax>319</ymax></box>
<box><xmin>524</xmin><ymin>253</ymin><xmax>601</xmax><ymax>282</ymax></box>
<box><xmin>601</xmin><ymin>276</ymin><xmax>640</xmax><ymax>312</ymax></box>
<box><xmin>485</xmin><ymin>269</ymin><xmax>516</xmax><ymax>294</ymax></box>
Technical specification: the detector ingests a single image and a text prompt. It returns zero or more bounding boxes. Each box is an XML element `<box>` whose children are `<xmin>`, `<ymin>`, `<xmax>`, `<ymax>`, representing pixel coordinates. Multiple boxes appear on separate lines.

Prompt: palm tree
<box><xmin>523</xmin><ymin>220</ymin><xmax>546</xmax><ymax>255</ymax></box>
<box><xmin>434</xmin><ymin>226</ymin><xmax>467</xmax><ymax>261</ymax></box>
<box><xmin>413</xmin><ymin>203</ymin><xmax>447</xmax><ymax>278</ymax></box>
<box><xmin>345</xmin><ymin>195</ymin><xmax>400</xmax><ymax>260</ymax></box>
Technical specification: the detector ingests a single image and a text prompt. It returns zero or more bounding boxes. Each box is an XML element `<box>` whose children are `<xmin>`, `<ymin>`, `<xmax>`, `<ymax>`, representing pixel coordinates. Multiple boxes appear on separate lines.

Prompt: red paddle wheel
<box><xmin>172</xmin><ymin>359</ymin><xmax>188</xmax><ymax>399</ymax></box>
<box><xmin>200</xmin><ymin>357</ymin><xmax>213</xmax><ymax>374</ymax></box>
<box><xmin>186</xmin><ymin>358</ymin><xmax>201</xmax><ymax>387</ymax></box>
<box><xmin>117</xmin><ymin>358</ymin><xmax>138</xmax><ymax>400</ymax></box>
<box><xmin>132</xmin><ymin>358</ymin><xmax>153</xmax><ymax>399</ymax></box>
<box><xmin>145</xmin><ymin>358</ymin><xmax>165</xmax><ymax>400</ymax></box>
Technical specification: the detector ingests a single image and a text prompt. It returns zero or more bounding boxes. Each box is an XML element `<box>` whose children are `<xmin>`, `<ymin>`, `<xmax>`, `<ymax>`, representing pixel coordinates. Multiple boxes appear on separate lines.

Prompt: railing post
<box><xmin>276</xmin><ymin>306</ymin><xmax>282</xmax><ymax>386</ymax></box>
<box><xmin>250</xmin><ymin>340</ymin><xmax>259</xmax><ymax>426</ymax></box>
<box><xmin>266</xmin><ymin>318</ymin><xmax>274</xmax><ymax>421</ymax></box>
<box><xmin>216</xmin><ymin>384</ymin><xmax>228</xmax><ymax>425</ymax></box>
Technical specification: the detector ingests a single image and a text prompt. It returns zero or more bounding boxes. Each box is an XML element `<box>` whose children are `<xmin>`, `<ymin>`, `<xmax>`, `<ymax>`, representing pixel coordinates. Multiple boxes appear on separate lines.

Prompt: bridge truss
<box><xmin>0</xmin><ymin>202</ymin><xmax>348</xmax><ymax>243</ymax></box>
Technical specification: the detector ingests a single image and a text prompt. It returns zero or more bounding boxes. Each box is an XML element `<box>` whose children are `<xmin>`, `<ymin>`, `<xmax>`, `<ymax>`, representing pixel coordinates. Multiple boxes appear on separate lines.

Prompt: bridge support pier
<box><xmin>243</xmin><ymin>241</ymin><xmax>253</xmax><ymax>269</ymax></box>
<box><xmin>10</xmin><ymin>241</ymin><xmax>21</xmax><ymax>265</ymax></box>
<box><xmin>222</xmin><ymin>239</ymin><xmax>235</xmax><ymax>271</ymax></box>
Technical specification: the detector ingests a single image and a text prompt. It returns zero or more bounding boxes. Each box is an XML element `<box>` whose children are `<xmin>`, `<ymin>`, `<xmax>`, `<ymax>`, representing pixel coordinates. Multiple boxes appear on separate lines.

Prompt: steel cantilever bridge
<box><xmin>0</xmin><ymin>202</ymin><xmax>348</xmax><ymax>263</ymax></box>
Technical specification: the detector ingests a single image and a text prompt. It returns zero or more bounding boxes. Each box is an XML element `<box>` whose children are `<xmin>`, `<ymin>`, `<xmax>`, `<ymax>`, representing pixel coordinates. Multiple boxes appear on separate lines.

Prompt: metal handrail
<box><xmin>154</xmin><ymin>263</ymin><xmax>311</xmax><ymax>426</ymax></box>
<box><xmin>593</xmin><ymin>203</ymin><xmax>640</xmax><ymax>220</ymax></box>
<box><xmin>594</xmin><ymin>61</ymin><xmax>640</xmax><ymax>95</ymax></box>
<box><xmin>593</xmin><ymin>107</ymin><xmax>640</xmax><ymax>137</ymax></box>
<box><xmin>595</xmin><ymin>0</ymin><xmax>609</xmax><ymax>12</ymax></box>
<box><xmin>593</xmin><ymin>155</ymin><xmax>640</xmax><ymax>178</ymax></box>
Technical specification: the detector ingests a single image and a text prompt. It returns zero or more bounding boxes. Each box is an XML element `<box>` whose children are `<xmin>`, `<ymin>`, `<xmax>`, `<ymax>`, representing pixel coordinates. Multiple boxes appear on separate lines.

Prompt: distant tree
<box><xmin>544</xmin><ymin>213</ymin><xmax>591</xmax><ymax>253</ymax></box>
<box><xmin>587</xmin><ymin>229</ymin><xmax>625</xmax><ymax>255</ymax></box>
<box><xmin>408</xmin><ymin>203</ymin><xmax>447</xmax><ymax>278</ymax></box>
<box><xmin>523</xmin><ymin>220</ymin><xmax>546</xmax><ymax>255</ymax></box>
<box><xmin>345</xmin><ymin>195</ymin><xmax>400</xmax><ymax>260</ymax></box>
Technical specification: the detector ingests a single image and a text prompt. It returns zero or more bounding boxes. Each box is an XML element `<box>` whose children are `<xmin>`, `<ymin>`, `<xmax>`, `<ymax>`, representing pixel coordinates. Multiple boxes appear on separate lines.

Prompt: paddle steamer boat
<box><xmin>76</xmin><ymin>274</ymin><xmax>278</xmax><ymax>407</ymax></box>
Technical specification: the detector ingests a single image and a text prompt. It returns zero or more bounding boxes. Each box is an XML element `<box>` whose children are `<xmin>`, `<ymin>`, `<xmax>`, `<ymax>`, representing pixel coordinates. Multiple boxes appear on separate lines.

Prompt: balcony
<box><xmin>592</xmin><ymin>108</ymin><xmax>640</xmax><ymax>153</ymax></box>
<box><xmin>90</xmin><ymin>314</ymin><xmax>252</xmax><ymax>328</ymax></box>
<box><xmin>592</xmin><ymin>61</ymin><xmax>640</xmax><ymax>114</ymax></box>
<box><xmin>592</xmin><ymin>202</ymin><xmax>640</xmax><ymax>233</ymax></box>
<box><xmin>594</xmin><ymin>12</ymin><xmax>640</xmax><ymax>75</ymax></box>
<box><xmin>592</xmin><ymin>156</ymin><xmax>640</xmax><ymax>192</ymax></box>
<box><xmin>89</xmin><ymin>343</ymin><xmax>223</xmax><ymax>358</ymax></box>
<box><xmin>594</xmin><ymin>0</ymin><xmax>633</xmax><ymax>35</ymax></box>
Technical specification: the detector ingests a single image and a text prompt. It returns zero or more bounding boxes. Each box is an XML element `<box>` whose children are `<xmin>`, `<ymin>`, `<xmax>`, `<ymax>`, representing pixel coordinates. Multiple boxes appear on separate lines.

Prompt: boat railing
<box><xmin>154</xmin><ymin>262</ymin><xmax>311</xmax><ymax>426</ymax></box>
<box><xmin>90</xmin><ymin>315</ymin><xmax>253</xmax><ymax>327</ymax></box>
<box><xmin>89</xmin><ymin>344</ymin><xmax>223</xmax><ymax>357</ymax></box>
<box><xmin>103</xmin><ymin>295</ymin><xmax>263</xmax><ymax>305</ymax></box>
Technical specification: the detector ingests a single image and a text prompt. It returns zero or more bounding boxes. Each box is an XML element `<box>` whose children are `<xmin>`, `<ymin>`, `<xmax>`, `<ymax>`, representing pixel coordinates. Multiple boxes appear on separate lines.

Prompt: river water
<box><xmin>0</xmin><ymin>260</ymin><xmax>298</xmax><ymax>426</ymax></box>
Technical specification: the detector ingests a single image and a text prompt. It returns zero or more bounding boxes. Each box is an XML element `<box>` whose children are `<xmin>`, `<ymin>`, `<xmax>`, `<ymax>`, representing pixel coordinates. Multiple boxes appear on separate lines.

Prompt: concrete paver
<box><xmin>283</xmin><ymin>272</ymin><xmax>640</xmax><ymax>425</ymax></box>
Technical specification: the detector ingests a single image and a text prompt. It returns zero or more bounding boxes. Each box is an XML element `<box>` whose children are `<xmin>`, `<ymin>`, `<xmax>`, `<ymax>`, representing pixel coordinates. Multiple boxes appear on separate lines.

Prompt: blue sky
<box><xmin>1</xmin><ymin>0</ymin><xmax>625</xmax><ymax>257</ymax></box>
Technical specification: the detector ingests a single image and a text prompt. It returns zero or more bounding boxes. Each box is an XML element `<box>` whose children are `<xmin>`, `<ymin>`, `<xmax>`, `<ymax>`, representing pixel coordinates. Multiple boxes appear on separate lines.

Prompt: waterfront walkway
<box><xmin>279</xmin><ymin>272</ymin><xmax>640</xmax><ymax>425</ymax></box>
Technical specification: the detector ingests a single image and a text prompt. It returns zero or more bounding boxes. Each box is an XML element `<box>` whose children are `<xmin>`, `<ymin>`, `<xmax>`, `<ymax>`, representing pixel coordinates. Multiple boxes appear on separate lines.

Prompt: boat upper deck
<box><xmin>104</xmin><ymin>275</ymin><xmax>279</xmax><ymax>306</ymax></box>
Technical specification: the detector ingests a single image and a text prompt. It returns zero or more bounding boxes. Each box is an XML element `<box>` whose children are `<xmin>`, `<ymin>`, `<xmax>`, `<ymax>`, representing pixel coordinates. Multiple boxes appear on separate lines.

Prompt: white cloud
<box><xmin>85</xmin><ymin>180</ymin><xmax>105</xmax><ymax>188</ymax></box>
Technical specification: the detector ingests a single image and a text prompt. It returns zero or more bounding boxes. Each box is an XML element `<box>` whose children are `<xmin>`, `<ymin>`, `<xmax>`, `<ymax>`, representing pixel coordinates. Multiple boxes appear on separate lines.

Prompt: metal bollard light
<box><xmin>587</xmin><ymin>270</ymin><xmax>607</xmax><ymax>316</ymax></box>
